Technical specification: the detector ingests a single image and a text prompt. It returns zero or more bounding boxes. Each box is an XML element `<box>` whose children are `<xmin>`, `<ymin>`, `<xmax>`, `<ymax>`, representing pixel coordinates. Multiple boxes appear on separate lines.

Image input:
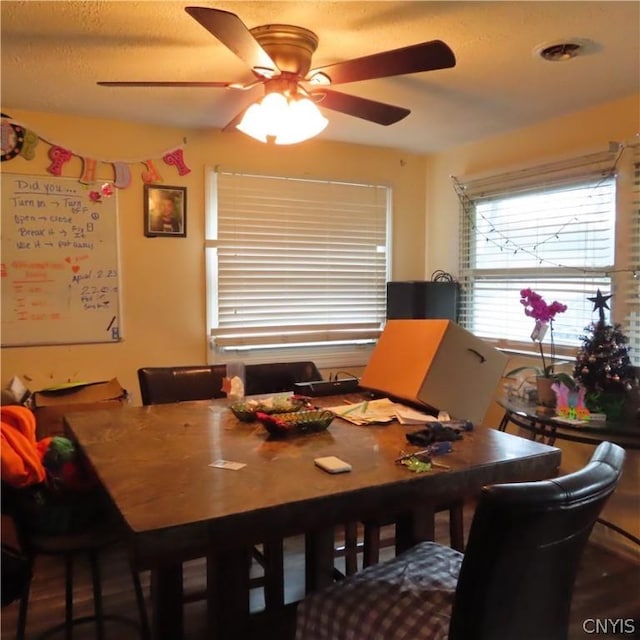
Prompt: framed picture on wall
<box><xmin>144</xmin><ymin>184</ymin><xmax>187</xmax><ymax>237</ymax></box>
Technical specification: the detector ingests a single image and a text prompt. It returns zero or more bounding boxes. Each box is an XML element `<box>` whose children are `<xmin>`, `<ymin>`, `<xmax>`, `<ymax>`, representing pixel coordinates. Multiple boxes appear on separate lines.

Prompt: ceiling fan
<box><xmin>98</xmin><ymin>6</ymin><xmax>456</xmax><ymax>142</ymax></box>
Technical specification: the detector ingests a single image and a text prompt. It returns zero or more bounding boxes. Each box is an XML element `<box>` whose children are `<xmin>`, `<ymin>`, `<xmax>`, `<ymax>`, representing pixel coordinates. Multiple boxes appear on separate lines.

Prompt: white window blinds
<box><xmin>206</xmin><ymin>170</ymin><xmax>389</xmax><ymax>354</ymax></box>
<box><xmin>456</xmin><ymin>150</ymin><xmax>625</xmax><ymax>356</ymax></box>
<box><xmin>623</xmin><ymin>144</ymin><xmax>640</xmax><ymax>364</ymax></box>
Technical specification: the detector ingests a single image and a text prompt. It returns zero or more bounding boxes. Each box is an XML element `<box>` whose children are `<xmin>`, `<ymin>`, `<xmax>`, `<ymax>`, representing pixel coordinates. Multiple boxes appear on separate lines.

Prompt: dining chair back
<box><xmin>137</xmin><ymin>365</ymin><xmax>226</xmax><ymax>405</ymax></box>
<box><xmin>449</xmin><ymin>440</ymin><xmax>624</xmax><ymax>639</ymax></box>
<box><xmin>295</xmin><ymin>441</ymin><xmax>625</xmax><ymax>640</ymax></box>
<box><xmin>137</xmin><ymin>361</ymin><xmax>322</xmax><ymax>405</ymax></box>
<box><xmin>245</xmin><ymin>361</ymin><xmax>322</xmax><ymax>395</ymax></box>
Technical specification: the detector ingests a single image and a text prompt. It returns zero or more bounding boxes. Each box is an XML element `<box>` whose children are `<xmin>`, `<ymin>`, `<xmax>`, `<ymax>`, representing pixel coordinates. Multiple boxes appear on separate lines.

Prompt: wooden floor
<box><xmin>2</xmin><ymin>509</ymin><xmax>639</xmax><ymax>640</ymax></box>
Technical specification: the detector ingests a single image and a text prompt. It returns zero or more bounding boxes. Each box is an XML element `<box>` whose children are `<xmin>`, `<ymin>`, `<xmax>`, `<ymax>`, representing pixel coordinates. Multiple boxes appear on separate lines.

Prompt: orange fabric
<box><xmin>36</xmin><ymin>437</ymin><xmax>53</xmax><ymax>458</ymax></box>
<box><xmin>1</xmin><ymin>406</ymin><xmax>46</xmax><ymax>487</ymax></box>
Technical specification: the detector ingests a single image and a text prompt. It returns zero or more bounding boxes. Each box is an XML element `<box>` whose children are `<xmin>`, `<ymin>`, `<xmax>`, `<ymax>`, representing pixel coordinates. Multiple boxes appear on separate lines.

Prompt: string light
<box><xmin>451</xmin><ymin>142</ymin><xmax>639</xmax><ymax>276</ymax></box>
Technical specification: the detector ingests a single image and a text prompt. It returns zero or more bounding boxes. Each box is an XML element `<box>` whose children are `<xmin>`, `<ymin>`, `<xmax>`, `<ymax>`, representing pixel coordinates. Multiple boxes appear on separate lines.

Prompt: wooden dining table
<box><xmin>63</xmin><ymin>394</ymin><xmax>561</xmax><ymax>640</ymax></box>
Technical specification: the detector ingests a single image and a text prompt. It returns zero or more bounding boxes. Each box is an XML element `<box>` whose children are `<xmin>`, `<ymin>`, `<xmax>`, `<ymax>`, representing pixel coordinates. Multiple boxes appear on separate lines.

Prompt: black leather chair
<box><xmin>137</xmin><ymin>365</ymin><xmax>226</xmax><ymax>405</ymax></box>
<box><xmin>136</xmin><ymin>361</ymin><xmax>323</xmax><ymax>610</ymax></box>
<box><xmin>137</xmin><ymin>362</ymin><xmax>322</xmax><ymax>405</ymax></box>
<box><xmin>295</xmin><ymin>441</ymin><xmax>625</xmax><ymax>640</ymax></box>
<box><xmin>245</xmin><ymin>361</ymin><xmax>322</xmax><ymax>396</ymax></box>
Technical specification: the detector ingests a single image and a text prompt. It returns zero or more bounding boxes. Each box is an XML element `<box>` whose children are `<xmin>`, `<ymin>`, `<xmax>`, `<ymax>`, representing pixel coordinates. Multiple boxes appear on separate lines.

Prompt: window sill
<box><xmin>208</xmin><ymin>342</ymin><xmax>374</xmax><ymax>372</ymax></box>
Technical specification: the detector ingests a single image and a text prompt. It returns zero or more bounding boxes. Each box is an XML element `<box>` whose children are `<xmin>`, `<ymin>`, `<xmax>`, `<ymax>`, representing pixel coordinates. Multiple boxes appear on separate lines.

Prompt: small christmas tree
<box><xmin>573</xmin><ymin>289</ymin><xmax>635</xmax><ymax>418</ymax></box>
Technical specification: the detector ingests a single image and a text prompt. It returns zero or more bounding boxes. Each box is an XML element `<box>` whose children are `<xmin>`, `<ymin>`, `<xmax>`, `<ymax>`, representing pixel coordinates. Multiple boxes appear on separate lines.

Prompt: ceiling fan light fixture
<box><xmin>102</xmin><ymin>8</ymin><xmax>456</xmax><ymax>136</ymax></box>
<box><xmin>236</xmin><ymin>92</ymin><xmax>328</xmax><ymax>145</ymax></box>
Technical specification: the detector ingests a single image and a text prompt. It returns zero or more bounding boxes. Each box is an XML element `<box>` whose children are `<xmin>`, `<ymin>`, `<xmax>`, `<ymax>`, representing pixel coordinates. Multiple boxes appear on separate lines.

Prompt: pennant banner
<box><xmin>47</xmin><ymin>145</ymin><xmax>73</xmax><ymax>176</ymax></box>
<box><xmin>80</xmin><ymin>157</ymin><xmax>98</xmax><ymax>184</ymax></box>
<box><xmin>113</xmin><ymin>162</ymin><xmax>132</xmax><ymax>189</ymax></box>
<box><xmin>162</xmin><ymin>149</ymin><xmax>191</xmax><ymax>176</ymax></box>
<box><xmin>141</xmin><ymin>159</ymin><xmax>162</xmax><ymax>184</ymax></box>
<box><xmin>0</xmin><ymin>114</ymin><xmax>190</xmax><ymax>189</ymax></box>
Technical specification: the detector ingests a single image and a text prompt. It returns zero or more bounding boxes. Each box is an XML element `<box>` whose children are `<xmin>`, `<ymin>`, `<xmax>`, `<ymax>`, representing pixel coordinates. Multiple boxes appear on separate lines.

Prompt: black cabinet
<box><xmin>386</xmin><ymin>281</ymin><xmax>459</xmax><ymax>321</ymax></box>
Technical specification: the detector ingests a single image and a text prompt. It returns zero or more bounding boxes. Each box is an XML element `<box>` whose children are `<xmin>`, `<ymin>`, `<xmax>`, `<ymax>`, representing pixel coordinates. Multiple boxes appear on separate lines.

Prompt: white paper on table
<box><xmin>327</xmin><ymin>397</ymin><xmax>397</xmax><ymax>425</ymax></box>
<box><xmin>394</xmin><ymin>405</ymin><xmax>439</xmax><ymax>425</ymax></box>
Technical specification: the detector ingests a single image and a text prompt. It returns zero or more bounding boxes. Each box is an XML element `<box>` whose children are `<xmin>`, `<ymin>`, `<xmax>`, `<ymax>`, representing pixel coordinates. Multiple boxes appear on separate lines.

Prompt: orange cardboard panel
<box><xmin>360</xmin><ymin>320</ymin><xmax>507</xmax><ymax>423</ymax></box>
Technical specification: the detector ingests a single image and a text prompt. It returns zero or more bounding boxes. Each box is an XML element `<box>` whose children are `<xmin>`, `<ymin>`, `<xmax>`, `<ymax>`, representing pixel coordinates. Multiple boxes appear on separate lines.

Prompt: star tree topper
<box><xmin>587</xmin><ymin>289</ymin><xmax>612</xmax><ymax>323</ymax></box>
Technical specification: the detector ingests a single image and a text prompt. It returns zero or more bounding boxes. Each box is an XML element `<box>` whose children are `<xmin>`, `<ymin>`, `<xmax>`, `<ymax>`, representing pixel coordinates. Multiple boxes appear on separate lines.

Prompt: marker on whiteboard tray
<box><xmin>106</xmin><ymin>316</ymin><xmax>116</xmax><ymax>331</ymax></box>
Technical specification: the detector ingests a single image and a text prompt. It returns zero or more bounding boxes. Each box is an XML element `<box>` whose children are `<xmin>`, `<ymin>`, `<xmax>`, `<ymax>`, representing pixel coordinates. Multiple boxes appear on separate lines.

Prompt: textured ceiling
<box><xmin>1</xmin><ymin>1</ymin><xmax>639</xmax><ymax>153</ymax></box>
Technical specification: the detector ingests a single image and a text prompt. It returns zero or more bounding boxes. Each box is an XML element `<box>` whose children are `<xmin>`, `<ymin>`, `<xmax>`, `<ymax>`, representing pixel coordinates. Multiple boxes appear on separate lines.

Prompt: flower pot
<box><xmin>536</xmin><ymin>376</ymin><xmax>556</xmax><ymax>408</ymax></box>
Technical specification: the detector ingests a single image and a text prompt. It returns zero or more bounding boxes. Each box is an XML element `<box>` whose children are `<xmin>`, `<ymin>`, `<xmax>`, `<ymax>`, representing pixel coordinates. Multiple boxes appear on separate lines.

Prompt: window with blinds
<box><xmin>456</xmin><ymin>146</ymin><xmax>640</xmax><ymax>365</ymax></box>
<box><xmin>205</xmin><ymin>170</ymin><xmax>390</xmax><ymax>362</ymax></box>
<box><xmin>623</xmin><ymin>144</ymin><xmax>640</xmax><ymax>364</ymax></box>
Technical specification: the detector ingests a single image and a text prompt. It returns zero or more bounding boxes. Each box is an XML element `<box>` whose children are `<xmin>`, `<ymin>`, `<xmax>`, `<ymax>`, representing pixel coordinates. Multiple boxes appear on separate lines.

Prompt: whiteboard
<box><xmin>1</xmin><ymin>173</ymin><xmax>122</xmax><ymax>346</ymax></box>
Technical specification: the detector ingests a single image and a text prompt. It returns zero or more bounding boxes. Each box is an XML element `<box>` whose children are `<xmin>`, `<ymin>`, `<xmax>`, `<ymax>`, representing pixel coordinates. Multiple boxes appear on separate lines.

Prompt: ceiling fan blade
<box><xmin>97</xmin><ymin>81</ymin><xmax>237</xmax><ymax>88</ymax></box>
<box><xmin>185</xmin><ymin>6</ymin><xmax>277</xmax><ymax>76</ymax></box>
<box><xmin>311</xmin><ymin>89</ymin><xmax>410</xmax><ymax>126</ymax></box>
<box><xmin>307</xmin><ymin>40</ymin><xmax>455</xmax><ymax>85</ymax></box>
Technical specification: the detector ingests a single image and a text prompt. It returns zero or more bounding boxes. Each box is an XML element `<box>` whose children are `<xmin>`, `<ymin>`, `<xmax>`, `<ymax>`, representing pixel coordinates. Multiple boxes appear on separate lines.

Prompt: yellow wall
<box><xmin>1</xmin><ymin>109</ymin><xmax>426</xmax><ymax>402</ymax></box>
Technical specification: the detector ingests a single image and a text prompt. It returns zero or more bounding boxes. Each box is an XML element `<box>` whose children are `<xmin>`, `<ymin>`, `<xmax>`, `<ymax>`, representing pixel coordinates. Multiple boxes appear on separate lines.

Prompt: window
<box><xmin>456</xmin><ymin>145</ymin><xmax>640</xmax><ymax>365</ymax></box>
<box><xmin>622</xmin><ymin>144</ymin><xmax>640</xmax><ymax>364</ymax></box>
<box><xmin>205</xmin><ymin>170</ymin><xmax>390</xmax><ymax>367</ymax></box>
